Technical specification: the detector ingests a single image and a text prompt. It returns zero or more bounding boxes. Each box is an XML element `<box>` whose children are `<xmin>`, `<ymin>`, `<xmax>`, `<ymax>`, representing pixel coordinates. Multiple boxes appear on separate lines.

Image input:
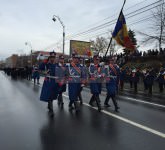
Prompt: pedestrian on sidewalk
<box><xmin>157</xmin><ymin>67</ymin><xmax>165</xmax><ymax>93</ymax></box>
<box><xmin>145</xmin><ymin>68</ymin><xmax>155</xmax><ymax>95</ymax></box>
<box><xmin>119</xmin><ymin>67</ymin><xmax>126</xmax><ymax>91</ymax></box>
<box><xmin>129</xmin><ymin>68</ymin><xmax>133</xmax><ymax>88</ymax></box>
<box><xmin>132</xmin><ymin>68</ymin><xmax>140</xmax><ymax>93</ymax></box>
<box><xmin>142</xmin><ymin>69</ymin><xmax>149</xmax><ymax>91</ymax></box>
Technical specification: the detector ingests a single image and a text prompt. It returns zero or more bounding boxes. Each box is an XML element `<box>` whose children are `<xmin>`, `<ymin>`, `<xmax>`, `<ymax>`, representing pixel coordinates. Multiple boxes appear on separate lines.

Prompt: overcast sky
<box><xmin>0</xmin><ymin>0</ymin><xmax>160</xmax><ymax>59</ymax></box>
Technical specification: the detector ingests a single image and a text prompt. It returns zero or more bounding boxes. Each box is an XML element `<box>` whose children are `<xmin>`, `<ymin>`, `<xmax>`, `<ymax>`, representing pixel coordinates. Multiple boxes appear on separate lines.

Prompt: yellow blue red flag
<box><xmin>112</xmin><ymin>11</ymin><xmax>135</xmax><ymax>51</ymax></box>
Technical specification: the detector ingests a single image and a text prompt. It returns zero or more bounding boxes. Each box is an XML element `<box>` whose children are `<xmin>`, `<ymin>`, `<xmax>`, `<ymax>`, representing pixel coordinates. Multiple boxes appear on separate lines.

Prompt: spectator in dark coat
<box><xmin>145</xmin><ymin>69</ymin><xmax>155</xmax><ymax>95</ymax></box>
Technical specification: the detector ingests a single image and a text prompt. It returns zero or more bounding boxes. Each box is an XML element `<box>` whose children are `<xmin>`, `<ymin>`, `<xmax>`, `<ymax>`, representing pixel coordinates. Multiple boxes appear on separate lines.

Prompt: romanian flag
<box><xmin>112</xmin><ymin>11</ymin><xmax>135</xmax><ymax>51</ymax></box>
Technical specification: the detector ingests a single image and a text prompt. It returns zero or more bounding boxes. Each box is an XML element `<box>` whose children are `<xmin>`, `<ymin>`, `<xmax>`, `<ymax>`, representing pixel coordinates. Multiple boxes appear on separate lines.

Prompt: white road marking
<box><xmin>119</xmin><ymin>96</ymin><xmax>165</xmax><ymax>108</ymax></box>
<box><xmin>83</xmin><ymin>87</ymin><xmax>165</xmax><ymax>109</ymax></box>
<box><xmin>18</xmin><ymin>79</ymin><xmax>165</xmax><ymax>138</ymax></box>
<box><xmin>63</xmin><ymin>94</ymin><xmax>165</xmax><ymax>138</ymax></box>
<box><xmin>35</xmin><ymin>81</ymin><xmax>165</xmax><ymax>109</ymax></box>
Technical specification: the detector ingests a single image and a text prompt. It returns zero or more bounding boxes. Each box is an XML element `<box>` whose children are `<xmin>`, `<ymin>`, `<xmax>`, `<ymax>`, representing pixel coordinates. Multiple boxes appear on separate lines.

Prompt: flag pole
<box><xmin>104</xmin><ymin>0</ymin><xmax>126</xmax><ymax>58</ymax></box>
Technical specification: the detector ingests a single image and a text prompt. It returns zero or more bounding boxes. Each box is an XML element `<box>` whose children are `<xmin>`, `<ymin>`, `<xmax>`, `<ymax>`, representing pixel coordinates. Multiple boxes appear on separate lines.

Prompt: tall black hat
<box><xmin>59</xmin><ymin>54</ymin><xmax>64</xmax><ymax>59</ymax></box>
<box><xmin>93</xmin><ymin>54</ymin><xmax>99</xmax><ymax>60</ymax></box>
<box><xmin>49</xmin><ymin>51</ymin><xmax>56</xmax><ymax>58</ymax></box>
<box><xmin>72</xmin><ymin>52</ymin><xmax>79</xmax><ymax>58</ymax></box>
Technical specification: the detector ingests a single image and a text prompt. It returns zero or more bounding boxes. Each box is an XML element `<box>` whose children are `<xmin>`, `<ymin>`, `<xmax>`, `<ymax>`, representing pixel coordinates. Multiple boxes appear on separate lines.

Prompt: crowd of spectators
<box><xmin>115</xmin><ymin>48</ymin><xmax>165</xmax><ymax>67</ymax></box>
<box><xmin>143</xmin><ymin>48</ymin><xmax>165</xmax><ymax>57</ymax></box>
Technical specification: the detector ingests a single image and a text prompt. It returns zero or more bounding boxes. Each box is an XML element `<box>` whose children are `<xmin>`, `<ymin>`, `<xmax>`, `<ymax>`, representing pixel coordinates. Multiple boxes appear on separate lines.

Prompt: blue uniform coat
<box><xmin>67</xmin><ymin>63</ymin><xmax>83</xmax><ymax>102</ymax></box>
<box><xmin>40</xmin><ymin>63</ymin><xmax>58</xmax><ymax>102</ymax></box>
<box><xmin>56</xmin><ymin>63</ymin><xmax>67</xmax><ymax>93</ymax></box>
<box><xmin>105</xmin><ymin>64</ymin><xmax>118</xmax><ymax>96</ymax></box>
<box><xmin>32</xmin><ymin>66</ymin><xmax>40</xmax><ymax>79</ymax></box>
<box><xmin>89</xmin><ymin>64</ymin><xmax>103</xmax><ymax>95</ymax></box>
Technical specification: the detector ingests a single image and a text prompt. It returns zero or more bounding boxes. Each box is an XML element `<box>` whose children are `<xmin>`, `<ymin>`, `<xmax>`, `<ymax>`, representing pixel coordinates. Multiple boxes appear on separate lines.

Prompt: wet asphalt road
<box><xmin>0</xmin><ymin>72</ymin><xmax>165</xmax><ymax>150</ymax></box>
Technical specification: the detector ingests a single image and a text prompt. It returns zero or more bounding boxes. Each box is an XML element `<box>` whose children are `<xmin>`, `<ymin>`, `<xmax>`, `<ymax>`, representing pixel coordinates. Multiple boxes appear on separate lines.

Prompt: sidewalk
<box><xmin>124</xmin><ymin>81</ymin><xmax>165</xmax><ymax>95</ymax></box>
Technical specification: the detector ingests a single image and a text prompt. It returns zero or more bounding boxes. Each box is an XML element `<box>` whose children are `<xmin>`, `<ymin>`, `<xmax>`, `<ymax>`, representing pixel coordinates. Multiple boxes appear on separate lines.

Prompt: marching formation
<box><xmin>3</xmin><ymin>51</ymin><xmax>165</xmax><ymax>118</ymax></box>
<box><xmin>39</xmin><ymin>51</ymin><xmax>120</xmax><ymax>117</ymax></box>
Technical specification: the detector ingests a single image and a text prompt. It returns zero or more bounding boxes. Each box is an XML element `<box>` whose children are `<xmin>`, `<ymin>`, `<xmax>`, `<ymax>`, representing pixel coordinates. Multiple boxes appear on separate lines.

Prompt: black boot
<box><xmin>47</xmin><ymin>101</ymin><xmax>53</xmax><ymax>111</ymax></box>
<box><xmin>58</xmin><ymin>93</ymin><xmax>64</xmax><ymax>108</ymax></box>
<box><xmin>78</xmin><ymin>93</ymin><xmax>83</xmax><ymax>105</ymax></box>
<box><xmin>74</xmin><ymin>101</ymin><xmax>79</xmax><ymax>112</ymax></box>
<box><xmin>104</xmin><ymin>94</ymin><xmax>111</xmax><ymax>107</ymax></box>
<box><xmin>37</xmin><ymin>79</ymin><xmax>40</xmax><ymax>84</ymax></box>
<box><xmin>112</xmin><ymin>97</ymin><xmax>120</xmax><ymax>112</ymax></box>
<box><xmin>48</xmin><ymin>100</ymin><xmax>54</xmax><ymax>117</ymax></box>
<box><xmin>89</xmin><ymin>95</ymin><xmax>94</xmax><ymax>107</ymax></box>
<box><xmin>69</xmin><ymin>101</ymin><xmax>74</xmax><ymax>110</ymax></box>
<box><xmin>95</xmin><ymin>95</ymin><xmax>102</xmax><ymax>112</ymax></box>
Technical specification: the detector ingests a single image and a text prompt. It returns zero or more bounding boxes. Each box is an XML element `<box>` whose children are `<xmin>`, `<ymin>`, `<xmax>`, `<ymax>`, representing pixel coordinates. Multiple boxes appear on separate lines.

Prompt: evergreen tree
<box><xmin>123</xmin><ymin>29</ymin><xmax>137</xmax><ymax>55</ymax></box>
<box><xmin>128</xmin><ymin>29</ymin><xmax>137</xmax><ymax>46</ymax></box>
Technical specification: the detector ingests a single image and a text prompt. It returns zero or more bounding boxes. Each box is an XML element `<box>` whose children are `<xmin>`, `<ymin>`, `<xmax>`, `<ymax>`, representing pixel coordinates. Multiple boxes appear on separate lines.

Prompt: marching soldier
<box><xmin>32</xmin><ymin>64</ymin><xmax>40</xmax><ymax>84</ymax></box>
<box><xmin>114</xmin><ymin>62</ymin><xmax>120</xmax><ymax>94</ymax></box>
<box><xmin>104</xmin><ymin>57</ymin><xmax>120</xmax><ymax>112</ymax></box>
<box><xmin>66</xmin><ymin>53</ymin><xmax>84</xmax><ymax>112</ymax></box>
<box><xmin>77</xmin><ymin>57</ymin><xmax>86</xmax><ymax>105</ymax></box>
<box><xmin>25</xmin><ymin>66</ymin><xmax>32</xmax><ymax>81</ymax></box>
<box><xmin>88</xmin><ymin>54</ymin><xmax>103</xmax><ymax>112</ymax></box>
<box><xmin>56</xmin><ymin>54</ymin><xmax>67</xmax><ymax>108</ymax></box>
<box><xmin>11</xmin><ymin>67</ymin><xmax>18</xmax><ymax>79</ymax></box>
<box><xmin>40</xmin><ymin>51</ymin><xmax>58</xmax><ymax>117</ymax></box>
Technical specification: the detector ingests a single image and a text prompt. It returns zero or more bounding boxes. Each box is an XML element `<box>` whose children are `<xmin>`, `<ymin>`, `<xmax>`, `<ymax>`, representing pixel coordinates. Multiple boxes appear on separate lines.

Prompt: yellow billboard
<box><xmin>70</xmin><ymin>40</ymin><xmax>92</xmax><ymax>57</ymax></box>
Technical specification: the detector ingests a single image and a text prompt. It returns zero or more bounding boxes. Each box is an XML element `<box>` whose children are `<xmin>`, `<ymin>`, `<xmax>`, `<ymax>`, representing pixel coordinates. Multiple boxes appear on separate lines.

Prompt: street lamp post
<box><xmin>25</xmin><ymin>42</ymin><xmax>33</xmax><ymax>67</ymax></box>
<box><xmin>52</xmin><ymin>15</ymin><xmax>65</xmax><ymax>54</ymax></box>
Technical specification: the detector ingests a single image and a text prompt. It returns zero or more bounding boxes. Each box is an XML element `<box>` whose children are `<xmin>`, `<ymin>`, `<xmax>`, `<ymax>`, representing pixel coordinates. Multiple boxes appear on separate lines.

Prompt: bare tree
<box><xmin>139</xmin><ymin>1</ymin><xmax>165</xmax><ymax>49</ymax></box>
<box><xmin>109</xmin><ymin>39</ymin><xmax>117</xmax><ymax>56</ymax></box>
<box><xmin>90</xmin><ymin>37</ymin><xmax>108</xmax><ymax>54</ymax></box>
